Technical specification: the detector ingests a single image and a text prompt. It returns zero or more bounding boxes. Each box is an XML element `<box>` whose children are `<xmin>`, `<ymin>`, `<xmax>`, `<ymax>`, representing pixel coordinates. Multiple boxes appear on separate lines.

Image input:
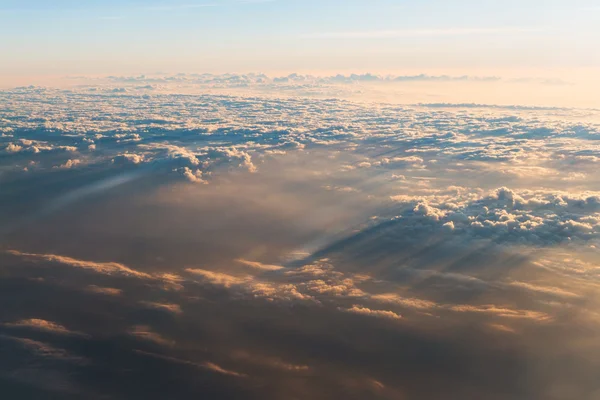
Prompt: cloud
<box><xmin>5</xmin><ymin>142</ymin><xmax>23</xmax><ymax>153</ymax></box>
<box><xmin>508</xmin><ymin>281</ymin><xmax>580</xmax><ymax>299</ymax></box>
<box><xmin>236</xmin><ymin>258</ymin><xmax>284</xmax><ymax>271</ymax></box>
<box><xmin>388</xmin><ymin>187</ymin><xmax>600</xmax><ymax>246</ymax></box>
<box><xmin>302</xmin><ymin>278</ymin><xmax>366</xmax><ymax>298</ymax></box>
<box><xmin>56</xmin><ymin>159</ymin><xmax>81</xmax><ymax>169</ymax></box>
<box><xmin>138</xmin><ymin>143</ymin><xmax>201</xmax><ymax>166</ymax></box>
<box><xmin>4</xmin><ymin>319</ymin><xmax>85</xmax><ymax>336</ymax></box>
<box><xmin>342</xmin><ymin>305</ymin><xmax>402</xmax><ymax>320</ymax></box>
<box><xmin>181</xmin><ymin>167</ymin><xmax>207</xmax><ymax>183</ymax></box>
<box><xmin>112</xmin><ymin>153</ymin><xmax>144</xmax><ymax>165</ymax></box>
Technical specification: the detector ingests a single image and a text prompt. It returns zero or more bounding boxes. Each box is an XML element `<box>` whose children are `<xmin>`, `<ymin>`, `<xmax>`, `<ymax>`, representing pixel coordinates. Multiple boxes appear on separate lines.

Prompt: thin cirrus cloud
<box><xmin>0</xmin><ymin>1</ymin><xmax>258</xmax><ymax>15</ymax></box>
<box><xmin>301</xmin><ymin>26</ymin><xmax>544</xmax><ymax>39</ymax></box>
<box><xmin>143</xmin><ymin>3</ymin><xmax>218</xmax><ymax>11</ymax></box>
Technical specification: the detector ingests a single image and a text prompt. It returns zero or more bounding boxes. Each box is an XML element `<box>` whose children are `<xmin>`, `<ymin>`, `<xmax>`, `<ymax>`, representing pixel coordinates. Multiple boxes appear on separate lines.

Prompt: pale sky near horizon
<box><xmin>1</xmin><ymin>0</ymin><xmax>599</xmax><ymax>80</ymax></box>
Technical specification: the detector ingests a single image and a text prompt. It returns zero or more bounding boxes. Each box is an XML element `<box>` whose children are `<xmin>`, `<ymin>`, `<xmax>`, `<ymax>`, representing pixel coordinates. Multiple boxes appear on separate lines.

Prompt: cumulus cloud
<box><xmin>139</xmin><ymin>301</ymin><xmax>183</xmax><ymax>314</ymax></box>
<box><xmin>7</xmin><ymin>250</ymin><xmax>152</xmax><ymax>279</ymax></box>
<box><xmin>138</xmin><ymin>143</ymin><xmax>201</xmax><ymax>166</ymax></box>
<box><xmin>219</xmin><ymin>148</ymin><xmax>257</xmax><ymax>173</ymax></box>
<box><xmin>371</xmin><ymin>293</ymin><xmax>438</xmax><ymax>310</ymax></box>
<box><xmin>389</xmin><ymin>187</ymin><xmax>600</xmax><ymax>245</ymax></box>
<box><xmin>0</xmin><ymin>335</ymin><xmax>88</xmax><ymax>364</ymax></box>
<box><xmin>186</xmin><ymin>268</ymin><xmax>250</xmax><ymax>288</ymax></box>
<box><xmin>181</xmin><ymin>167</ymin><xmax>207</xmax><ymax>183</ymax></box>
<box><xmin>5</xmin><ymin>142</ymin><xmax>23</xmax><ymax>153</ymax></box>
<box><xmin>85</xmin><ymin>285</ymin><xmax>122</xmax><ymax>296</ymax></box>
<box><xmin>56</xmin><ymin>159</ymin><xmax>81</xmax><ymax>169</ymax></box>
<box><xmin>112</xmin><ymin>153</ymin><xmax>144</xmax><ymax>165</ymax></box>
<box><xmin>448</xmin><ymin>305</ymin><xmax>550</xmax><ymax>321</ymax></box>
<box><xmin>508</xmin><ymin>281</ymin><xmax>580</xmax><ymax>299</ymax></box>
<box><xmin>236</xmin><ymin>258</ymin><xmax>284</xmax><ymax>271</ymax></box>
<box><xmin>201</xmin><ymin>362</ymin><xmax>247</xmax><ymax>378</ymax></box>
<box><xmin>230</xmin><ymin>350</ymin><xmax>310</xmax><ymax>372</ymax></box>
<box><xmin>128</xmin><ymin>325</ymin><xmax>174</xmax><ymax>346</ymax></box>
<box><xmin>186</xmin><ymin>268</ymin><xmax>314</xmax><ymax>302</ymax></box>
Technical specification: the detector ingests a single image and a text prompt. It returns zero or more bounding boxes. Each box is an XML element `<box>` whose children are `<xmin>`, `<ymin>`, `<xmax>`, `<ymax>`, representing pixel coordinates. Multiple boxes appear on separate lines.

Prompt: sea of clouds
<box><xmin>0</xmin><ymin>79</ymin><xmax>599</xmax><ymax>399</ymax></box>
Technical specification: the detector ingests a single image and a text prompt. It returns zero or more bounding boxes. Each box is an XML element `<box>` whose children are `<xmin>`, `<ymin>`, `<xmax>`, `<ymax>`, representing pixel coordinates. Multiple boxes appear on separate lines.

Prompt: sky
<box><xmin>1</xmin><ymin>0</ymin><xmax>599</xmax><ymax>78</ymax></box>
<box><xmin>1</xmin><ymin>3</ymin><xmax>600</xmax><ymax>399</ymax></box>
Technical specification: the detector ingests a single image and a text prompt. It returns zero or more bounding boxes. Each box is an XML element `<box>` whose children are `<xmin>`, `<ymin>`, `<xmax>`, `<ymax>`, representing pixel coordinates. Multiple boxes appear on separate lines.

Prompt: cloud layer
<box><xmin>0</xmin><ymin>84</ymin><xmax>599</xmax><ymax>399</ymax></box>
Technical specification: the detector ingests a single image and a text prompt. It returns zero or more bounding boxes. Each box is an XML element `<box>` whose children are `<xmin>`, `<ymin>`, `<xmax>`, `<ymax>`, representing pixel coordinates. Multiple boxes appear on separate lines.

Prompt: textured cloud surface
<box><xmin>0</xmin><ymin>84</ymin><xmax>599</xmax><ymax>399</ymax></box>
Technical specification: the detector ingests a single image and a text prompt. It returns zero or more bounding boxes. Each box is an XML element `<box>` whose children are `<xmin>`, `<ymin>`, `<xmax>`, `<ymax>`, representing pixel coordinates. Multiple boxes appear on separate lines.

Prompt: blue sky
<box><xmin>1</xmin><ymin>0</ymin><xmax>599</xmax><ymax>77</ymax></box>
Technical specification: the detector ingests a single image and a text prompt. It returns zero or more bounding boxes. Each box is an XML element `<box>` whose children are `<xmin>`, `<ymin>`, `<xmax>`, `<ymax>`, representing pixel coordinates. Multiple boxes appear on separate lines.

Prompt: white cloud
<box><xmin>56</xmin><ymin>159</ymin><xmax>81</xmax><ymax>169</ymax></box>
<box><xmin>5</xmin><ymin>143</ymin><xmax>23</xmax><ymax>153</ymax></box>
<box><xmin>181</xmin><ymin>167</ymin><xmax>207</xmax><ymax>184</ymax></box>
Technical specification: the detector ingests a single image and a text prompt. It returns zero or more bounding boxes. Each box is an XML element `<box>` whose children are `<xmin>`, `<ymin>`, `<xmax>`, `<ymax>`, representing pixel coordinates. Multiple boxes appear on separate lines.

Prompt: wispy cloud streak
<box><xmin>301</xmin><ymin>27</ymin><xmax>543</xmax><ymax>39</ymax></box>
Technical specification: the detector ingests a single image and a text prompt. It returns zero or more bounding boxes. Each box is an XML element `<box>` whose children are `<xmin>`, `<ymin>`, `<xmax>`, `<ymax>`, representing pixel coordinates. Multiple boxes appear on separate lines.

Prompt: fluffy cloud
<box><xmin>5</xmin><ymin>142</ymin><xmax>23</xmax><ymax>153</ymax></box>
<box><xmin>56</xmin><ymin>159</ymin><xmax>81</xmax><ymax>169</ymax></box>
<box><xmin>389</xmin><ymin>187</ymin><xmax>600</xmax><ymax>245</ymax></box>
<box><xmin>112</xmin><ymin>153</ymin><xmax>144</xmax><ymax>165</ymax></box>
<box><xmin>181</xmin><ymin>167</ymin><xmax>207</xmax><ymax>183</ymax></box>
